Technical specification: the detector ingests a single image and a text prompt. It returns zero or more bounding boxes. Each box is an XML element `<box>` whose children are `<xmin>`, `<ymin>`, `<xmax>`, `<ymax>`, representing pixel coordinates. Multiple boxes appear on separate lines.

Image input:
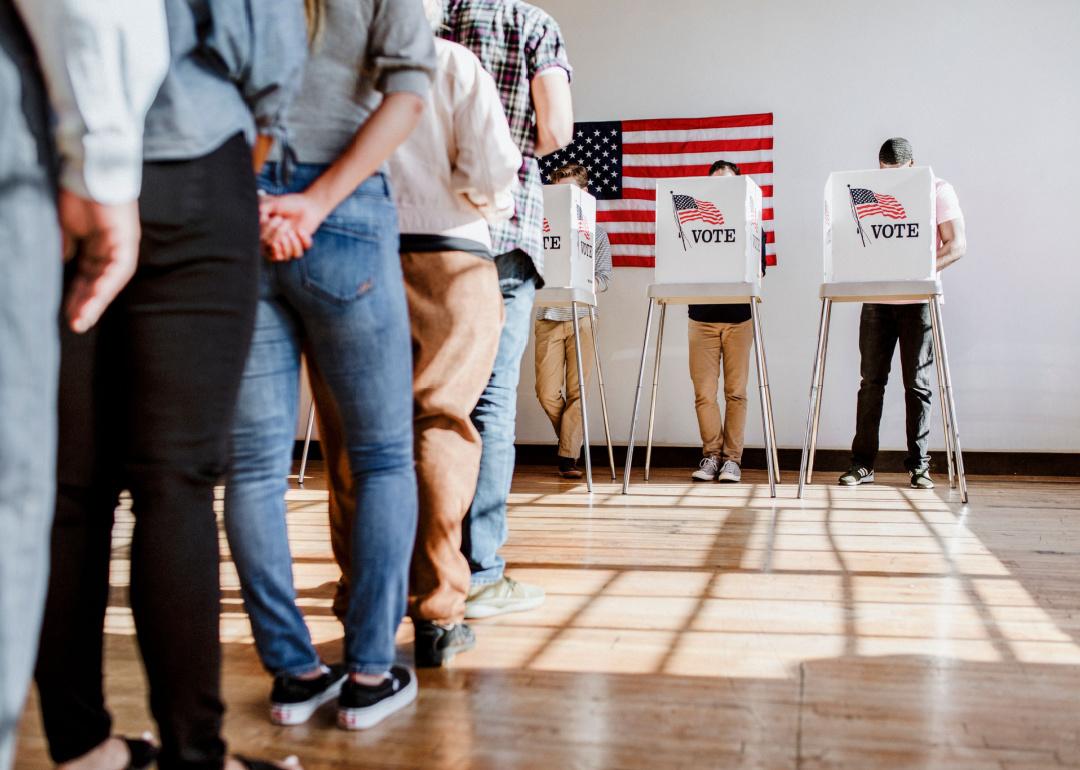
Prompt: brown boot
<box><xmin>558</xmin><ymin>456</ymin><xmax>583</xmax><ymax>479</ymax></box>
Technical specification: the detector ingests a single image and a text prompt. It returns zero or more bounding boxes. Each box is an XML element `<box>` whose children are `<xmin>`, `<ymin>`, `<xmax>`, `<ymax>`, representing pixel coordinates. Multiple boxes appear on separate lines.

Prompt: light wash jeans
<box><xmin>224</xmin><ymin>164</ymin><xmax>417</xmax><ymax>676</ymax></box>
<box><xmin>0</xmin><ymin>7</ymin><xmax>60</xmax><ymax>767</ymax></box>
<box><xmin>463</xmin><ymin>250</ymin><xmax>538</xmax><ymax>585</ymax></box>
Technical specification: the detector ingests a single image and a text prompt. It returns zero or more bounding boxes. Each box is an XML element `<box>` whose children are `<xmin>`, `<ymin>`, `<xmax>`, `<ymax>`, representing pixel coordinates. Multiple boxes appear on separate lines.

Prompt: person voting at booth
<box><xmin>839</xmin><ymin>137</ymin><xmax>967</xmax><ymax>489</ymax></box>
<box><xmin>534</xmin><ymin>163</ymin><xmax>613</xmax><ymax>478</ymax></box>
<box><xmin>688</xmin><ymin>161</ymin><xmax>767</xmax><ymax>483</ymax></box>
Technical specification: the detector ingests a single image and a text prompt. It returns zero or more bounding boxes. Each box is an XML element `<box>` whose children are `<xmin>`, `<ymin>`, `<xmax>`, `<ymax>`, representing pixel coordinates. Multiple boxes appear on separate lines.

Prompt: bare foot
<box><xmin>225</xmin><ymin>755</ymin><xmax>302</xmax><ymax>770</ymax></box>
<box><xmin>57</xmin><ymin>737</ymin><xmax>139</xmax><ymax>770</ymax></box>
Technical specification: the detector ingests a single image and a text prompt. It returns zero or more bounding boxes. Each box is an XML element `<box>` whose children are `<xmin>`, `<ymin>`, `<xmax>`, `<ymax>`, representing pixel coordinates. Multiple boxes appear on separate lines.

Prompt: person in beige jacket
<box><xmin>314</xmin><ymin>0</ymin><xmax>522</xmax><ymax>669</ymax></box>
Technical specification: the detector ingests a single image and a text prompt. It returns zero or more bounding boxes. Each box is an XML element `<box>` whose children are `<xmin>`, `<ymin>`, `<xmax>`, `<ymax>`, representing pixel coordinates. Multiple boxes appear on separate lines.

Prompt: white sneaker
<box><xmin>718</xmin><ymin>460</ymin><xmax>741</xmax><ymax>483</ymax></box>
<box><xmin>464</xmin><ymin>577</ymin><xmax>545</xmax><ymax>619</ymax></box>
<box><xmin>691</xmin><ymin>456</ymin><xmax>721</xmax><ymax>481</ymax></box>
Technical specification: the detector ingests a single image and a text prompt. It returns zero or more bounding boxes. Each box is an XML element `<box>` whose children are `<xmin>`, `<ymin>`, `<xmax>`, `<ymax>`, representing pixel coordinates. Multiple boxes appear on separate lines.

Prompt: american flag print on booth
<box><xmin>575</xmin><ymin>204</ymin><xmax>591</xmax><ymax>241</ymax></box>
<box><xmin>849</xmin><ymin>187</ymin><xmax>906</xmax><ymax>220</ymax></box>
<box><xmin>543</xmin><ymin>218</ymin><xmax>551</xmax><ymax>234</ymax></box>
<box><xmin>540</xmin><ymin>113</ymin><xmax>775</xmax><ymax>267</ymax></box>
<box><xmin>672</xmin><ymin>194</ymin><xmax>725</xmax><ymax>226</ymax></box>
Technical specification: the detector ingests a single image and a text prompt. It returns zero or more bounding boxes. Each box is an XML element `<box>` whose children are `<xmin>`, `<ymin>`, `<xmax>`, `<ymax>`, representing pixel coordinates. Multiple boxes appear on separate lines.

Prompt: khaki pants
<box><xmin>687</xmin><ymin>318</ymin><xmax>753</xmax><ymax>462</ymax></box>
<box><xmin>313</xmin><ymin>250</ymin><xmax>503</xmax><ymax>625</ymax></box>
<box><xmin>534</xmin><ymin>318</ymin><xmax>594</xmax><ymax>459</ymax></box>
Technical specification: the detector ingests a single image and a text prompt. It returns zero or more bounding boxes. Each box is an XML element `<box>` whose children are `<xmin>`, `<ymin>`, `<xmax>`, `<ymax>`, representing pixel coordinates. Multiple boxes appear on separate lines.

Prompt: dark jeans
<box><xmin>851</xmin><ymin>303</ymin><xmax>934</xmax><ymax>472</ymax></box>
<box><xmin>35</xmin><ymin>134</ymin><xmax>259</xmax><ymax>770</ymax></box>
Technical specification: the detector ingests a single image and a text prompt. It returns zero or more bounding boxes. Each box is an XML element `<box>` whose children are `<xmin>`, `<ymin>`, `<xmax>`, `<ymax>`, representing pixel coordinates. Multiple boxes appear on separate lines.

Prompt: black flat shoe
<box><xmin>121</xmin><ymin>738</ymin><xmax>159</xmax><ymax>770</ymax></box>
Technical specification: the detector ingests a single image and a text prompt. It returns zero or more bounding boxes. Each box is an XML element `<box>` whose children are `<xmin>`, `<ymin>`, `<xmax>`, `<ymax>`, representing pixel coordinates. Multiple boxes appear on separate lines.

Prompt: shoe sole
<box><xmin>464</xmin><ymin>595</ymin><xmax>545</xmax><ymax>620</ymax></box>
<box><xmin>337</xmin><ymin>676</ymin><xmax>418</xmax><ymax>731</ymax></box>
<box><xmin>839</xmin><ymin>474</ymin><xmax>875</xmax><ymax>486</ymax></box>
<box><xmin>691</xmin><ymin>474</ymin><xmax>717</xmax><ymax>482</ymax></box>
<box><xmin>270</xmin><ymin>674</ymin><xmax>347</xmax><ymax>726</ymax></box>
<box><xmin>717</xmin><ymin>474</ymin><xmax>741</xmax><ymax>483</ymax></box>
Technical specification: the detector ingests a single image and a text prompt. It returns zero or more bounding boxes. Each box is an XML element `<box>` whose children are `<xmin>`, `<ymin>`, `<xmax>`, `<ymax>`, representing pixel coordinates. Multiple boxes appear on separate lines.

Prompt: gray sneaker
<box><xmin>909</xmin><ymin>467</ymin><xmax>934</xmax><ymax>489</ymax></box>
<box><xmin>691</xmin><ymin>456</ymin><xmax>721</xmax><ymax>481</ymax></box>
<box><xmin>838</xmin><ymin>465</ymin><xmax>875</xmax><ymax>486</ymax></box>
<box><xmin>717</xmin><ymin>460</ymin><xmax>741</xmax><ymax>483</ymax></box>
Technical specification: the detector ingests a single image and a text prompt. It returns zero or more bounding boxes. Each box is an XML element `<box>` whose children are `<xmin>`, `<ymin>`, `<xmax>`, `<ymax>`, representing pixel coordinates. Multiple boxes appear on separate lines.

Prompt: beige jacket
<box><xmin>388</xmin><ymin>38</ymin><xmax>522</xmax><ymax>250</ymax></box>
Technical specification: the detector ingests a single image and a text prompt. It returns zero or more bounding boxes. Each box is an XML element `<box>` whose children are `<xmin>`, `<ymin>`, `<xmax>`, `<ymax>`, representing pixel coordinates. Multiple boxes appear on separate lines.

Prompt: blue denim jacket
<box><xmin>144</xmin><ymin>0</ymin><xmax>307</xmax><ymax>161</ymax></box>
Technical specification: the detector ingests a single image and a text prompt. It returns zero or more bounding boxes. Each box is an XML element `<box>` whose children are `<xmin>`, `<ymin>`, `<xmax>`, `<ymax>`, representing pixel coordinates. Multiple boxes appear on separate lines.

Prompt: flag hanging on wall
<box><xmin>540</xmin><ymin>113</ymin><xmax>775</xmax><ymax>267</ymax></box>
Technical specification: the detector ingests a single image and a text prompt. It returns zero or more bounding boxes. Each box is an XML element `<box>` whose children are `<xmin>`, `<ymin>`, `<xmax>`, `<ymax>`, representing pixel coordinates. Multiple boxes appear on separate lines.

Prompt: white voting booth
<box><xmin>535</xmin><ymin>184</ymin><xmax>615</xmax><ymax>491</ymax></box>
<box><xmin>798</xmin><ymin>167</ymin><xmax>968</xmax><ymax>501</ymax></box>
<box><xmin>622</xmin><ymin>175</ymin><xmax>780</xmax><ymax>497</ymax></box>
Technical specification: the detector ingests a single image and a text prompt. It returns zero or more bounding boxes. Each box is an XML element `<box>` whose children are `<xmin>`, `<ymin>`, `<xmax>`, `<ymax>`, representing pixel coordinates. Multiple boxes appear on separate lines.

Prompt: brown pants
<box><xmin>533</xmin><ymin>318</ymin><xmax>594</xmax><ymax>459</ymax></box>
<box><xmin>313</xmin><ymin>250</ymin><xmax>503</xmax><ymax>625</ymax></box>
<box><xmin>687</xmin><ymin>318</ymin><xmax>753</xmax><ymax>462</ymax></box>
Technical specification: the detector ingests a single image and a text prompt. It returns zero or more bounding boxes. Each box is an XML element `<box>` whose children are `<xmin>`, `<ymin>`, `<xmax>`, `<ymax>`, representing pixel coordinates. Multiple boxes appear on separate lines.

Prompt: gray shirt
<box><xmin>281</xmin><ymin>0</ymin><xmax>436</xmax><ymax>164</ymax></box>
<box><xmin>144</xmin><ymin>0</ymin><xmax>308</xmax><ymax>161</ymax></box>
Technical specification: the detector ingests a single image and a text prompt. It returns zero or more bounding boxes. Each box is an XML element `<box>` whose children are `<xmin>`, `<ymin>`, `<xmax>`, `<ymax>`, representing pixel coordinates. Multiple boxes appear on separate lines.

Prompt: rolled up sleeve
<box><xmin>368</xmin><ymin>0</ymin><xmax>436</xmax><ymax>97</ymax></box>
<box><xmin>14</xmin><ymin>0</ymin><xmax>169</xmax><ymax>203</ymax></box>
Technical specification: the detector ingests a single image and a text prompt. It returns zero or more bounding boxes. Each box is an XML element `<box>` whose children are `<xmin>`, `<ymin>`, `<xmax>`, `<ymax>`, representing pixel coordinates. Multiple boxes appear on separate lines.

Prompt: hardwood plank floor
<box><xmin>15</xmin><ymin>467</ymin><xmax>1080</xmax><ymax>769</ymax></box>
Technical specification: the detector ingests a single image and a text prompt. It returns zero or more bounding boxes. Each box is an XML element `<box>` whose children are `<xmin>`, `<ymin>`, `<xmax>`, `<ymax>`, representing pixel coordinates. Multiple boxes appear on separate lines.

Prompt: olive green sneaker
<box><xmin>909</xmin><ymin>467</ymin><xmax>934</xmax><ymax>489</ymax></box>
<box><xmin>838</xmin><ymin>465</ymin><xmax>875</xmax><ymax>486</ymax></box>
<box><xmin>464</xmin><ymin>577</ymin><xmax>545</xmax><ymax>619</ymax></box>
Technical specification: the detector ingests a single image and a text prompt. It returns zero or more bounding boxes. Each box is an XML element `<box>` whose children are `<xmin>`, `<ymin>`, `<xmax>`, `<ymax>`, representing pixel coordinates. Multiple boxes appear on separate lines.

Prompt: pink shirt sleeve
<box><xmin>935</xmin><ymin>178</ymin><xmax>963</xmax><ymax>224</ymax></box>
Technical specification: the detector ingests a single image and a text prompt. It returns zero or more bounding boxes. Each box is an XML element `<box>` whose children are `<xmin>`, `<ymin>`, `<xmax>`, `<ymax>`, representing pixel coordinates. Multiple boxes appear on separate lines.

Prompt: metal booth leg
<box><xmin>750</xmin><ymin>301</ymin><xmax>777</xmax><ymax>498</ymax></box>
<box><xmin>588</xmin><ymin>312</ymin><xmax>617</xmax><ymax>480</ymax></box>
<box><xmin>622</xmin><ymin>298</ymin><xmax>656</xmax><ymax>494</ymax></box>
<box><xmin>752</xmin><ymin>300</ymin><xmax>781</xmax><ymax>485</ymax></box>
<box><xmin>929</xmin><ymin>297</ymin><xmax>968</xmax><ymax>503</ymax></box>
<box><xmin>298</xmin><ymin>401</ymin><xmax>316</xmax><ymax>486</ymax></box>
<box><xmin>807</xmin><ymin>299</ymin><xmax>832</xmax><ymax>484</ymax></box>
<box><xmin>643</xmin><ymin>303</ymin><xmax>668</xmax><ymax>482</ymax></box>
<box><xmin>571</xmin><ymin>301</ymin><xmax>593</xmax><ymax>492</ymax></box>
<box><xmin>798</xmin><ymin>298</ymin><xmax>831</xmax><ymax>498</ymax></box>
<box><xmin>929</xmin><ymin>300</ymin><xmax>957</xmax><ymax>489</ymax></box>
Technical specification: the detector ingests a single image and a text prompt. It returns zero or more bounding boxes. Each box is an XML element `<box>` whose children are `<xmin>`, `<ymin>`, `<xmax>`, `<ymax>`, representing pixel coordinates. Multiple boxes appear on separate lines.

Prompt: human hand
<box><xmin>259</xmin><ymin>193</ymin><xmax>325</xmax><ymax>261</ymax></box>
<box><xmin>260</xmin><ymin>214</ymin><xmax>312</xmax><ymax>262</ymax></box>
<box><xmin>58</xmin><ymin>190</ymin><xmax>141</xmax><ymax>333</ymax></box>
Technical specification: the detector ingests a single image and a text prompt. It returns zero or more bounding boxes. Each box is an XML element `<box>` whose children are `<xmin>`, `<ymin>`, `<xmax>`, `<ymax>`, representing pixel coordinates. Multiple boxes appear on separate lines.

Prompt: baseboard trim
<box><xmin>294</xmin><ymin>441</ymin><xmax>1080</xmax><ymax>477</ymax></box>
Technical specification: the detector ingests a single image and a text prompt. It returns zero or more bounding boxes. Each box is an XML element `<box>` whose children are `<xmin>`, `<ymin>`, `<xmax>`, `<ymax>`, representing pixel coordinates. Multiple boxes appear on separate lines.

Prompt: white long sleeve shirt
<box><xmin>13</xmin><ymin>0</ymin><xmax>169</xmax><ymax>203</ymax></box>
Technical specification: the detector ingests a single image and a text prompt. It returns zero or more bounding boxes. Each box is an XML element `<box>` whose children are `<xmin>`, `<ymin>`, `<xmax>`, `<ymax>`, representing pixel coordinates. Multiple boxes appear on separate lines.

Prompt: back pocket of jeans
<box><xmin>298</xmin><ymin>222</ymin><xmax>381</xmax><ymax>305</ymax></box>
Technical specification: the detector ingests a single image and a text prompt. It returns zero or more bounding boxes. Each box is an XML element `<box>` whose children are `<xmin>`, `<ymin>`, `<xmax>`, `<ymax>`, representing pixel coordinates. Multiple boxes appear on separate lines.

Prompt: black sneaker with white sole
<box><xmin>337</xmin><ymin>665</ymin><xmax>418</xmax><ymax>730</ymax></box>
<box><xmin>414</xmin><ymin>621</ymin><xmax>476</xmax><ymax>668</ymax></box>
<box><xmin>270</xmin><ymin>663</ymin><xmax>347</xmax><ymax>726</ymax></box>
<box><xmin>838</xmin><ymin>465</ymin><xmax>875</xmax><ymax>486</ymax></box>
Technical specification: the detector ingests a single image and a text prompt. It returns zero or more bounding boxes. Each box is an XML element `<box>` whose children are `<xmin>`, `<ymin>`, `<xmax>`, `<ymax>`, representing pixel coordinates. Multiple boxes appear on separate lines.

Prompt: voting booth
<box><xmin>534</xmin><ymin>184</ymin><xmax>613</xmax><ymax>491</ymax></box>
<box><xmin>622</xmin><ymin>175</ymin><xmax>780</xmax><ymax>497</ymax></box>
<box><xmin>798</xmin><ymin>166</ymin><xmax>968</xmax><ymax>502</ymax></box>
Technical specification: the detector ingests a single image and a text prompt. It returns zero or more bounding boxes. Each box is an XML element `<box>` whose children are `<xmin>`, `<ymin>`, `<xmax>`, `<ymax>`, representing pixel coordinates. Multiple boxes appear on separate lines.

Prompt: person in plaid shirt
<box><xmin>443</xmin><ymin>0</ymin><xmax>573</xmax><ymax>619</ymax></box>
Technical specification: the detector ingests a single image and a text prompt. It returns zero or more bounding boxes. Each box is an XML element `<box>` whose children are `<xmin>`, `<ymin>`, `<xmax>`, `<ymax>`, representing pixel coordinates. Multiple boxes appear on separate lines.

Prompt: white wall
<box><xmin>515</xmin><ymin>0</ymin><xmax>1080</xmax><ymax>453</ymax></box>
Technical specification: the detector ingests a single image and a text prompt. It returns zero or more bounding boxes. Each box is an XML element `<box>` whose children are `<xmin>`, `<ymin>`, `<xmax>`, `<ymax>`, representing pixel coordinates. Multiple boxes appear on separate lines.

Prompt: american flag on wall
<box><xmin>540</xmin><ymin>113</ymin><xmax>775</xmax><ymax>267</ymax></box>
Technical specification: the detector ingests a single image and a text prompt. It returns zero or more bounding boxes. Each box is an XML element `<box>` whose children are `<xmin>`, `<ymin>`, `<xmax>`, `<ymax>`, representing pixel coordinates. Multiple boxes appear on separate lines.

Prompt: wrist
<box><xmin>305</xmin><ymin>181</ymin><xmax>339</xmax><ymax>224</ymax></box>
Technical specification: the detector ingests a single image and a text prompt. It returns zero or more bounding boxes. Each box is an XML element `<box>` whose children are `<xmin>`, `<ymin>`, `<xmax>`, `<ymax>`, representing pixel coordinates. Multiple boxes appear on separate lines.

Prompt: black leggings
<box><xmin>35</xmin><ymin>133</ymin><xmax>259</xmax><ymax>770</ymax></box>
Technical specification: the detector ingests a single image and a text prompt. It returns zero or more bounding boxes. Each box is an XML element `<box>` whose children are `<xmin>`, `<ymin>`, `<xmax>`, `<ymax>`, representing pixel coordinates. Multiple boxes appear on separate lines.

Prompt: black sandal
<box><xmin>121</xmin><ymin>738</ymin><xmax>159</xmax><ymax>770</ymax></box>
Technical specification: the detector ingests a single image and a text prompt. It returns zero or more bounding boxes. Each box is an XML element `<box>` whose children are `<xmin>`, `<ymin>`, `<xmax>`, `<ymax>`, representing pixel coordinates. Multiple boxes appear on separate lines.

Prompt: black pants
<box><xmin>35</xmin><ymin>134</ymin><xmax>259</xmax><ymax>770</ymax></box>
<box><xmin>851</xmin><ymin>302</ymin><xmax>934</xmax><ymax>472</ymax></box>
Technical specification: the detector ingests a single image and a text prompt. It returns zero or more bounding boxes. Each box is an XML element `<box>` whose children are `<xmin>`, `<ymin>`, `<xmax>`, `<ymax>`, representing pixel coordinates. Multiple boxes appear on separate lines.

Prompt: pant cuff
<box><xmin>349</xmin><ymin>663</ymin><xmax>394</xmax><ymax>676</ymax></box>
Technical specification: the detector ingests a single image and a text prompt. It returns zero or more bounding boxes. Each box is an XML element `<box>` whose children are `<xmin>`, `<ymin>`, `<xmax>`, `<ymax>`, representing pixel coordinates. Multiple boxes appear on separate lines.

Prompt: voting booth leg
<box><xmin>298</xmin><ymin>401</ymin><xmax>316</xmax><ymax>487</ymax></box>
<box><xmin>622</xmin><ymin>299</ymin><xmax>656</xmax><ymax>495</ymax></box>
<box><xmin>751</xmin><ymin>302</ymin><xmax>781</xmax><ymax>485</ymax></box>
<box><xmin>589</xmin><ymin>313</ymin><xmax>617</xmax><ymax>481</ymax></box>
<box><xmin>929</xmin><ymin>303</ymin><xmax>957</xmax><ymax>490</ymax></box>
<box><xmin>798</xmin><ymin>299</ymin><xmax>832</xmax><ymax>498</ymax></box>
<box><xmin>750</xmin><ymin>303</ymin><xmax>777</xmax><ymax>498</ymax></box>
<box><xmin>807</xmin><ymin>299</ymin><xmax>833</xmax><ymax>484</ymax></box>
<box><xmin>930</xmin><ymin>298</ymin><xmax>968</xmax><ymax>503</ymax></box>
<box><xmin>643</xmin><ymin>303</ymin><xmax>668</xmax><ymax>482</ymax></box>
<box><xmin>570</xmin><ymin>301</ymin><xmax>594</xmax><ymax>492</ymax></box>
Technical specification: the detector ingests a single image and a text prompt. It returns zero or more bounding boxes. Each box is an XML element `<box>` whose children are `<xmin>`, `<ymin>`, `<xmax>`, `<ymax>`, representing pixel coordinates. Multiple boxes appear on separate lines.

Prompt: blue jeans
<box><xmin>0</xmin><ymin>8</ymin><xmax>59</xmax><ymax>769</ymax></box>
<box><xmin>224</xmin><ymin>165</ymin><xmax>417</xmax><ymax>676</ymax></box>
<box><xmin>463</xmin><ymin>250</ymin><xmax>538</xmax><ymax>585</ymax></box>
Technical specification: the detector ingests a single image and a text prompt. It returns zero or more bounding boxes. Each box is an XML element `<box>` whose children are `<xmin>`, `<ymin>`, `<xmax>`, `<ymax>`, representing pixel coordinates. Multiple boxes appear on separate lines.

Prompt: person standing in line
<box><xmin>839</xmin><ymin>137</ymin><xmax>966</xmax><ymax>490</ymax></box>
<box><xmin>687</xmin><ymin>160</ymin><xmax>767</xmax><ymax>484</ymax></box>
<box><xmin>223</xmin><ymin>0</ymin><xmax>436</xmax><ymax>732</ymax></box>
<box><xmin>32</xmin><ymin>2</ymin><xmax>309</xmax><ymax>769</ymax></box>
<box><xmin>0</xmin><ymin>3</ymin><xmax>167</xmax><ymax>768</ymax></box>
<box><xmin>440</xmin><ymin>0</ymin><xmax>574</xmax><ymax>620</ymax></box>
<box><xmin>533</xmin><ymin>162</ymin><xmax>613</xmax><ymax>480</ymax></box>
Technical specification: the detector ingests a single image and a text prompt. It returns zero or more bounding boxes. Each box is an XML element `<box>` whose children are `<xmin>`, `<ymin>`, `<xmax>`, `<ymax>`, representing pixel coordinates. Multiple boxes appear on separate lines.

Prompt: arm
<box><xmin>531</xmin><ymin>69</ymin><xmax>573</xmax><ymax>156</ymax></box>
<box><xmin>936</xmin><ymin>217</ymin><xmax>966</xmax><ymax>271</ymax></box>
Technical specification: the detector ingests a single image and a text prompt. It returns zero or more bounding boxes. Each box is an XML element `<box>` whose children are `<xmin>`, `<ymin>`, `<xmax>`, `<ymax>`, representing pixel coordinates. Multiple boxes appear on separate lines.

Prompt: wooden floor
<box><xmin>15</xmin><ymin>465</ymin><xmax>1080</xmax><ymax>769</ymax></box>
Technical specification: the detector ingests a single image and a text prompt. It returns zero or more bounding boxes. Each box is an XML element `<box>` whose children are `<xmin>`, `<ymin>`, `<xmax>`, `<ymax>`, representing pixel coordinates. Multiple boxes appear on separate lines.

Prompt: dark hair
<box><xmin>708</xmin><ymin>159</ymin><xmax>741</xmax><ymax>176</ymax></box>
<box><xmin>550</xmin><ymin>162</ymin><xmax>589</xmax><ymax>188</ymax></box>
<box><xmin>878</xmin><ymin>137</ymin><xmax>914</xmax><ymax>165</ymax></box>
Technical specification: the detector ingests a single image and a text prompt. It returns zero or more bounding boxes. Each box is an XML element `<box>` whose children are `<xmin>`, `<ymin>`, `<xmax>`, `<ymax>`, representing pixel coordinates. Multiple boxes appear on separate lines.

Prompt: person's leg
<box><xmin>462</xmin><ymin>251</ymin><xmax>537</xmax><ymax>586</ymax></box>
<box><xmin>687</xmin><ymin>320</ymin><xmax>724</xmax><ymax>458</ymax></box>
<box><xmin>851</xmin><ymin>304</ymin><xmax>900</xmax><ymax>470</ymax></box>
<box><xmin>0</xmin><ymin>14</ymin><xmax>60</xmax><ymax>764</ymax></box>
<box><xmin>719</xmin><ymin>319</ymin><xmax>753</xmax><ymax>465</ymax></box>
<box><xmin>533</xmin><ymin>319</ymin><xmax>568</xmax><ymax>443</ymax></box>
<box><xmin>557</xmin><ymin>318</ymin><xmax>594</xmax><ymax>461</ymax></box>
<box><xmin>897</xmin><ymin>303</ymin><xmax>934</xmax><ymax>473</ymax></box>
<box><xmin>122</xmin><ymin>136</ymin><xmax>259</xmax><ymax>769</ymax></box>
<box><xmin>402</xmin><ymin>251</ymin><xmax>502</xmax><ymax>627</ymax></box>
